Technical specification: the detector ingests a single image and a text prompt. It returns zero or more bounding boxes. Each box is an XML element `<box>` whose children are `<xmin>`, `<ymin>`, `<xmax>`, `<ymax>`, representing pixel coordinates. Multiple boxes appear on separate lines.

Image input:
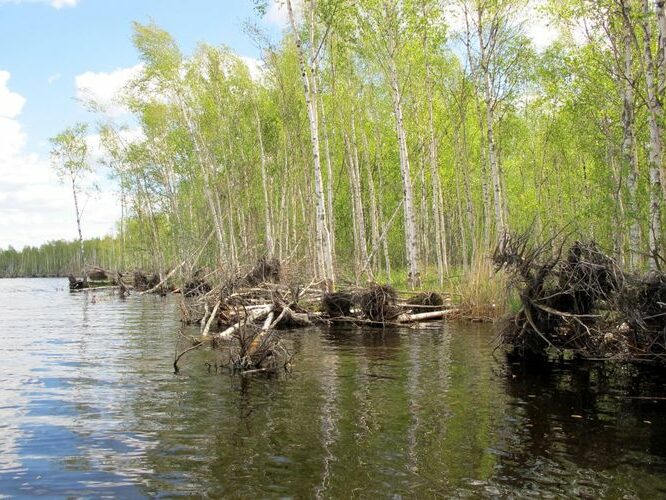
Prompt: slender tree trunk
<box><xmin>472</xmin><ymin>93</ymin><xmax>492</xmax><ymax>248</ymax></box>
<box><xmin>641</xmin><ymin>0</ymin><xmax>663</xmax><ymax>269</ymax></box>
<box><xmin>427</xmin><ymin>96</ymin><xmax>445</xmax><ymax>284</ymax></box>
<box><xmin>656</xmin><ymin>0</ymin><xmax>666</xmax><ymax>94</ymax></box>
<box><xmin>119</xmin><ymin>182</ymin><xmax>126</xmax><ymax>271</ymax></box>
<box><xmin>176</xmin><ymin>95</ymin><xmax>226</xmax><ymax>264</ymax></box>
<box><xmin>463</xmin><ymin>12</ymin><xmax>490</xmax><ymax>249</ymax></box>
<box><xmin>654</xmin><ymin>0</ymin><xmax>666</xmax><ymax>199</ymax></box>
<box><xmin>254</xmin><ymin>105</ymin><xmax>275</xmax><ymax>257</ymax></box>
<box><xmin>621</xmin><ymin>4</ymin><xmax>641</xmax><ymax>269</ymax></box>
<box><xmin>71</xmin><ymin>177</ymin><xmax>86</xmax><ymax>282</ymax></box>
<box><xmin>364</xmin><ymin>131</ymin><xmax>381</xmax><ymax>277</ymax></box>
<box><xmin>319</xmin><ymin>92</ymin><xmax>336</xmax><ymax>264</ymax></box>
<box><xmin>350</xmin><ymin>115</ymin><xmax>369</xmax><ymax>271</ymax></box>
<box><xmin>453</xmin><ymin>153</ymin><xmax>469</xmax><ymax>271</ymax></box>
<box><xmin>455</xmin><ymin>89</ymin><xmax>477</xmax><ymax>264</ymax></box>
<box><xmin>482</xmin><ymin>71</ymin><xmax>506</xmax><ymax>237</ymax></box>
<box><xmin>387</xmin><ymin>49</ymin><xmax>419</xmax><ymax>288</ymax></box>
<box><xmin>419</xmin><ymin>156</ymin><xmax>430</xmax><ymax>271</ymax></box>
<box><xmin>344</xmin><ymin>134</ymin><xmax>361</xmax><ymax>271</ymax></box>
<box><xmin>380</xmin><ymin>183</ymin><xmax>392</xmax><ymax>280</ymax></box>
<box><xmin>476</xmin><ymin>6</ymin><xmax>507</xmax><ymax>238</ymax></box>
<box><xmin>422</xmin><ymin>3</ymin><xmax>446</xmax><ymax>283</ymax></box>
<box><xmin>286</xmin><ymin>0</ymin><xmax>335</xmax><ymax>287</ymax></box>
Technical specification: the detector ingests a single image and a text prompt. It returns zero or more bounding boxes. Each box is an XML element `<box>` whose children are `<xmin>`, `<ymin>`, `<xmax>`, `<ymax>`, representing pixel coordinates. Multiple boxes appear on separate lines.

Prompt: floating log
<box><xmin>217</xmin><ymin>305</ymin><xmax>273</xmax><ymax>339</ymax></box>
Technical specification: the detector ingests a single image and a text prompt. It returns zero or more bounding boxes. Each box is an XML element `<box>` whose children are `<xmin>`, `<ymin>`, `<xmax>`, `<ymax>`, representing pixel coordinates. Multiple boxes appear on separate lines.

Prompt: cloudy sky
<box><xmin>0</xmin><ymin>0</ymin><xmax>290</xmax><ymax>250</ymax></box>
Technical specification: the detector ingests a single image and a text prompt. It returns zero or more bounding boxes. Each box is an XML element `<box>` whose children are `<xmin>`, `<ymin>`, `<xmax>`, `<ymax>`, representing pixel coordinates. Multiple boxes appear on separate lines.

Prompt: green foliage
<box><xmin>10</xmin><ymin>1</ymin><xmax>666</xmax><ymax>292</ymax></box>
<box><xmin>49</xmin><ymin>122</ymin><xmax>90</xmax><ymax>182</ymax></box>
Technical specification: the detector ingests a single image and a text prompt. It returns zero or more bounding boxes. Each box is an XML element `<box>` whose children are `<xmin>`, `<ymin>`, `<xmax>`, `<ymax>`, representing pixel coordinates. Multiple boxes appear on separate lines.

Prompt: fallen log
<box><xmin>217</xmin><ymin>305</ymin><xmax>273</xmax><ymax>339</ymax></box>
<box><xmin>201</xmin><ymin>301</ymin><xmax>221</xmax><ymax>337</ymax></box>
<box><xmin>397</xmin><ymin>309</ymin><xmax>460</xmax><ymax>323</ymax></box>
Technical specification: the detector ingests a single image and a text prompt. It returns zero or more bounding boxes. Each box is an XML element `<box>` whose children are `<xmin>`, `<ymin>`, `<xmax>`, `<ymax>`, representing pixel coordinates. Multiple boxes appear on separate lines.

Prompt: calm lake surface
<box><xmin>1</xmin><ymin>278</ymin><xmax>666</xmax><ymax>497</ymax></box>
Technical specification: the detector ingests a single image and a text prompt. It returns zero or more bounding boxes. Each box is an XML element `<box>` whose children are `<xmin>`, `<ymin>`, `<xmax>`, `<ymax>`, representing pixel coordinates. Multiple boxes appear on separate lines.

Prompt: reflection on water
<box><xmin>0</xmin><ymin>278</ymin><xmax>665</xmax><ymax>497</ymax></box>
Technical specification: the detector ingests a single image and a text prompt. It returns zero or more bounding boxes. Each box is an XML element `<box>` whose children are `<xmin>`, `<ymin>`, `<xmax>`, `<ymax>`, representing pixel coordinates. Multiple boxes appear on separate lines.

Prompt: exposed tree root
<box><xmin>495</xmin><ymin>232</ymin><xmax>666</xmax><ymax>364</ymax></box>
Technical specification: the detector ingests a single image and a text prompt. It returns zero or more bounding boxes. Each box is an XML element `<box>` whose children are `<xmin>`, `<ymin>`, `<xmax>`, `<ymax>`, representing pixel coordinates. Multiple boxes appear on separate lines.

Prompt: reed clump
<box><xmin>454</xmin><ymin>255</ymin><xmax>509</xmax><ymax>321</ymax></box>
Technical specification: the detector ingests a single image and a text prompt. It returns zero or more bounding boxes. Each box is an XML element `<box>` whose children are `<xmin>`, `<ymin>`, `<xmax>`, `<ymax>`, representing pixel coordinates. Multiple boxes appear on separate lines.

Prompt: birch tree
<box><xmin>50</xmin><ymin>123</ymin><xmax>92</xmax><ymax>281</ymax></box>
<box><xmin>639</xmin><ymin>0</ymin><xmax>663</xmax><ymax>268</ymax></box>
<box><xmin>357</xmin><ymin>0</ymin><xmax>420</xmax><ymax>287</ymax></box>
<box><xmin>460</xmin><ymin>0</ymin><xmax>530</xmax><ymax>239</ymax></box>
<box><xmin>285</xmin><ymin>0</ymin><xmax>335</xmax><ymax>286</ymax></box>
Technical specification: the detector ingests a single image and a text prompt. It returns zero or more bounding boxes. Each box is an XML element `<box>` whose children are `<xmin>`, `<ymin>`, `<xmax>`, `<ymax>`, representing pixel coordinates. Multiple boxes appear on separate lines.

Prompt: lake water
<box><xmin>1</xmin><ymin>278</ymin><xmax>666</xmax><ymax>497</ymax></box>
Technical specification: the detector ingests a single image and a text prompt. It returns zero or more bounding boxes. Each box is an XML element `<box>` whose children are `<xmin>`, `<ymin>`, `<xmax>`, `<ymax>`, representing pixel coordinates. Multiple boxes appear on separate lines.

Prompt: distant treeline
<box><xmin>0</xmin><ymin>237</ymin><xmax>125</xmax><ymax>278</ymax></box>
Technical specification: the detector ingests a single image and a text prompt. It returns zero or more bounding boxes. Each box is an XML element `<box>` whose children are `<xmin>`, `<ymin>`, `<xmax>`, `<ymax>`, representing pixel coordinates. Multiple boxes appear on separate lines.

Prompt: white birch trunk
<box><xmin>363</xmin><ymin>133</ymin><xmax>381</xmax><ymax>277</ymax></box>
<box><xmin>176</xmin><ymin>95</ymin><xmax>227</xmax><ymax>264</ymax></box>
<box><xmin>480</xmin><ymin>55</ymin><xmax>506</xmax><ymax>236</ymax></box>
<box><xmin>319</xmin><ymin>92</ymin><xmax>336</xmax><ymax>264</ymax></box>
<box><xmin>71</xmin><ymin>176</ymin><xmax>86</xmax><ymax>282</ymax></box>
<box><xmin>254</xmin><ymin>105</ymin><xmax>275</xmax><ymax>257</ymax></box>
<box><xmin>387</xmin><ymin>50</ymin><xmax>419</xmax><ymax>288</ymax></box>
<box><xmin>350</xmin><ymin>114</ymin><xmax>369</xmax><ymax>270</ymax></box>
<box><xmin>621</xmin><ymin>5</ymin><xmax>641</xmax><ymax>269</ymax></box>
<box><xmin>286</xmin><ymin>0</ymin><xmax>335</xmax><ymax>286</ymax></box>
<box><xmin>642</xmin><ymin>0</ymin><xmax>664</xmax><ymax>269</ymax></box>
<box><xmin>422</xmin><ymin>1</ymin><xmax>446</xmax><ymax>284</ymax></box>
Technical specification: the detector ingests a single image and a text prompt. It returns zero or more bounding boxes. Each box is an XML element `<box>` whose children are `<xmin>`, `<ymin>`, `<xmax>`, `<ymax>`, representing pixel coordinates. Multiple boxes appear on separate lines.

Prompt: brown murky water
<box><xmin>1</xmin><ymin>278</ymin><xmax>665</xmax><ymax>497</ymax></box>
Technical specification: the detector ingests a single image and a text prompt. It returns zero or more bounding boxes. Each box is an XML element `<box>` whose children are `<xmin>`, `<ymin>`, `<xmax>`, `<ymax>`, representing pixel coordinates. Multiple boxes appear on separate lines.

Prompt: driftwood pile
<box><xmin>67</xmin><ymin>268</ymin><xmax>171</xmax><ymax>296</ymax></box>
<box><xmin>495</xmin><ymin>233</ymin><xmax>666</xmax><ymax>364</ymax></box>
<box><xmin>174</xmin><ymin>259</ymin><xmax>458</xmax><ymax>373</ymax></box>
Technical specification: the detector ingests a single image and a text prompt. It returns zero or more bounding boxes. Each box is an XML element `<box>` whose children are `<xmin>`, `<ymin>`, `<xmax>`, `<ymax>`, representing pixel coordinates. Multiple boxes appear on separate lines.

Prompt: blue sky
<box><xmin>0</xmin><ymin>0</ymin><xmax>287</xmax><ymax>249</ymax></box>
<box><xmin>1</xmin><ymin>0</ymin><xmax>278</xmax><ymax>154</ymax></box>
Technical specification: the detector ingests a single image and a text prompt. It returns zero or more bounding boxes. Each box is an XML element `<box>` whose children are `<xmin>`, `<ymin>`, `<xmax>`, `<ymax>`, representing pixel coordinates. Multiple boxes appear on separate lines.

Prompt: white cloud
<box><xmin>0</xmin><ymin>71</ymin><xmax>26</xmax><ymax>119</ymax></box>
<box><xmin>527</xmin><ymin>1</ymin><xmax>559</xmax><ymax>51</ymax></box>
<box><xmin>74</xmin><ymin>64</ymin><xmax>143</xmax><ymax>117</ymax></box>
<box><xmin>50</xmin><ymin>0</ymin><xmax>76</xmax><ymax>8</ymax></box>
<box><xmin>265</xmin><ymin>0</ymin><xmax>288</xmax><ymax>26</ymax></box>
<box><xmin>264</xmin><ymin>0</ymin><xmax>303</xmax><ymax>27</ymax></box>
<box><xmin>0</xmin><ymin>71</ymin><xmax>120</xmax><ymax>250</ymax></box>
<box><xmin>239</xmin><ymin>56</ymin><xmax>264</xmax><ymax>81</ymax></box>
<box><xmin>445</xmin><ymin>0</ymin><xmax>559</xmax><ymax>52</ymax></box>
<box><xmin>0</xmin><ymin>0</ymin><xmax>78</xmax><ymax>8</ymax></box>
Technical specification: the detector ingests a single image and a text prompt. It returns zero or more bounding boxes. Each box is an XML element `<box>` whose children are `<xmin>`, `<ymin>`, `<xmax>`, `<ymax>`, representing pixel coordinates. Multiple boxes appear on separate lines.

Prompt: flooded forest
<box><xmin>2</xmin><ymin>0</ymin><xmax>666</xmax><ymax>496</ymax></box>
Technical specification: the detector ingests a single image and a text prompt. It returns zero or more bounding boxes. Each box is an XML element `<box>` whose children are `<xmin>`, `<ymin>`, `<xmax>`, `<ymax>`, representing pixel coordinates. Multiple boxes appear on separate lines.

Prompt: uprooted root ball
<box><xmin>359</xmin><ymin>284</ymin><xmax>400</xmax><ymax>322</ymax></box>
<box><xmin>322</xmin><ymin>292</ymin><xmax>354</xmax><ymax>318</ymax></box>
<box><xmin>228</xmin><ymin>325</ymin><xmax>291</xmax><ymax>371</ymax></box>
<box><xmin>246</xmin><ymin>257</ymin><xmax>282</xmax><ymax>286</ymax></box>
<box><xmin>495</xmin><ymin>233</ymin><xmax>666</xmax><ymax>364</ymax></box>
